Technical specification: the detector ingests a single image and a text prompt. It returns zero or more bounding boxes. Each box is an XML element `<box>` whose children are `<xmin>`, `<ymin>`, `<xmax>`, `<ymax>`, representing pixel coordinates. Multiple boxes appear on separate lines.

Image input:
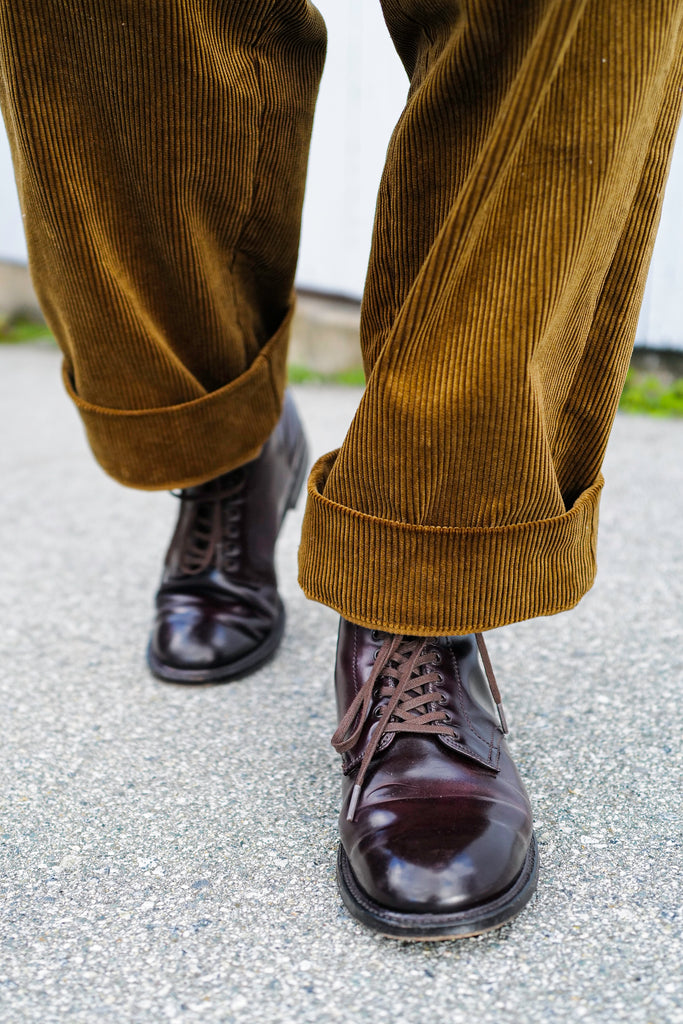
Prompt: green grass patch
<box><xmin>618</xmin><ymin>369</ymin><xmax>683</xmax><ymax>417</ymax></box>
<box><xmin>0</xmin><ymin>317</ymin><xmax>54</xmax><ymax>344</ymax></box>
<box><xmin>288</xmin><ymin>363</ymin><xmax>365</xmax><ymax>387</ymax></box>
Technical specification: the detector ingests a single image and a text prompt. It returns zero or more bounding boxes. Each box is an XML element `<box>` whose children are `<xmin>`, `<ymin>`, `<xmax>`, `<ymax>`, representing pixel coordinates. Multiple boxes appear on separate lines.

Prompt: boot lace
<box><xmin>331</xmin><ymin>632</ymin><xmax>507</xmax><ymax>821</ymax></box>
<box><xmin>171</xmin><ymin>469</ymin><xmax>246</xmax><ymax>576</ymax></box>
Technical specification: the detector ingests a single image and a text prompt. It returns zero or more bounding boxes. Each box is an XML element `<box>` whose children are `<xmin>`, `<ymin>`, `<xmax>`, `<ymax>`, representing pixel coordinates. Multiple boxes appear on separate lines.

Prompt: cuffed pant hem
<box><xmin>62</xmin><ymin>305</ymin><xmax>293</xmax><ymax>490</ymax></box>
<box><xmin>298</xmin><ymin>450</ymin><xmax>604</xmax><ymax>635</ymax></box>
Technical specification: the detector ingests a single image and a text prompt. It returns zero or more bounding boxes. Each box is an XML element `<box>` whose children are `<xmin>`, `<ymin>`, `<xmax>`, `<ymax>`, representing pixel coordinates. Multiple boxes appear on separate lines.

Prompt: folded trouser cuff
<box><xmin>62</xmin><ymin>306</ymin><xmax>292</xmax><ymax>490</ymax></box>
<box><xmin>298</xmin><ymin>450</ymin><xmax>604</xmax><ymax>635</ymax></box>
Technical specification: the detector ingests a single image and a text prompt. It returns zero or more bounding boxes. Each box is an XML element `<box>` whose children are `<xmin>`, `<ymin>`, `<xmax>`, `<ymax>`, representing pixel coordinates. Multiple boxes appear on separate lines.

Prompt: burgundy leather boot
<box><xmin>332</xmin><ymin>619</ymin><xmax>538</xmax><ymax>939</ymax></box>
<box><xmin>147</xmin><ymin>392</ymin><xmax>308</xmax><ymax>683</ymax></box>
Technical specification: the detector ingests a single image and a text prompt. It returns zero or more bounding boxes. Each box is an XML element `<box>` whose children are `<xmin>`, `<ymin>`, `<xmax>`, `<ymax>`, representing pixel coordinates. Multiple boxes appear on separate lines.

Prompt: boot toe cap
<box><xmin>149</xmin><ymin>589</ymin><xmax>281</xmax><ymax>678</ymax></box>
<box><xmin>344</xmin><ymin>799</ymin><xmax>531</xmax><ymax>914</ymax></box>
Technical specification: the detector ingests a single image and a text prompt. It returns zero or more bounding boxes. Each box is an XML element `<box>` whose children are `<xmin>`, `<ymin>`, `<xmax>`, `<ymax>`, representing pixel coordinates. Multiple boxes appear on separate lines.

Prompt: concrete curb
<box><xmin>290</xmin><ymin>292</ymin><xmax>361</xmax><ymax>374</ymax></box>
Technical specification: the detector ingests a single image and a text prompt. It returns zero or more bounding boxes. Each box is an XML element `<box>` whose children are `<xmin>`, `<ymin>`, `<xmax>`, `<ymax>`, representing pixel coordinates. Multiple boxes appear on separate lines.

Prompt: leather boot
<box><xmin>332</xmin><ymin>619</ymin><xmax>538</xmax><ymax>939</ymax></box>
<box><xmin>147</xmin><ymin>392</ymin><xmax>308</xmax><ymax>683</ymax></box>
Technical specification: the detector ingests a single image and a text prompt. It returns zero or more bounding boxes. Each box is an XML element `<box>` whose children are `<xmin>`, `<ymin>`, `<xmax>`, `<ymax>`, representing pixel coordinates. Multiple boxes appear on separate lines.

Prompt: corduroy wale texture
<box><xmin>0</xmin><ymin>0</ymin><xmax>326</xmax><ymax>488</ymax></box>
<box><xmin>1</xmin><ymin>0</ymin><xmax>682</xmax><ymax>634</ymax></box>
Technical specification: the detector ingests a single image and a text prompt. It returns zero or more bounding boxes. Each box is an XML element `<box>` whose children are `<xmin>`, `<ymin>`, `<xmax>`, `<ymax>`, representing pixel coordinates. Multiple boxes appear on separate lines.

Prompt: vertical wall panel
<box><xmin>295</xmin><ymin>0</ymin><xmax>407</xmax><ymax>298</ymax></box>
<box><xmin>635</xmin><ymin>122</ymin><xmax>683</xmax><ymax>348</ymax></box>
<box><xmin>0</xmin><ymin>126</ymin><xmax>26</xmax><ymax>263</ymax></box>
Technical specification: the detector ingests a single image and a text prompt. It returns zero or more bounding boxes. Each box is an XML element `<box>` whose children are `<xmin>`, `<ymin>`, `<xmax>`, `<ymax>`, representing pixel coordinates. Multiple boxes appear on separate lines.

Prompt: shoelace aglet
<box><xmin>474</xmin><ymin>632</ymin><xmax>509</xmax><ymax>734</ymax></box>
<box><xmin>347</xmin><ymin>784</ymin><xmax>362</xmax><ymax>822</ymax></box>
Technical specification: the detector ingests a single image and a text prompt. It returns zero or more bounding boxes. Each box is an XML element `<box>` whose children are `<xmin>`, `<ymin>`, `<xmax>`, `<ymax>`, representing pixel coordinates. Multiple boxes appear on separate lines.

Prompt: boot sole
<box><xmin>336</xmin><ymin>832</ymin><xmax>539</xmax><ymax>940</ymax></box>
<box><xmin>147</xmin><ymin>428</ymin><xmax>309</xmax><ymax>685</ymax></box>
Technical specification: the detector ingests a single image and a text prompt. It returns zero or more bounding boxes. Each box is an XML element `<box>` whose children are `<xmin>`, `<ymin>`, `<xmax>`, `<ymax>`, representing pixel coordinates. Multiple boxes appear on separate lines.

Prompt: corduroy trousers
<box><xmin>1</xmin><ymin>1</ymin><xmax>682</xmax><ymax>635</ymax></box>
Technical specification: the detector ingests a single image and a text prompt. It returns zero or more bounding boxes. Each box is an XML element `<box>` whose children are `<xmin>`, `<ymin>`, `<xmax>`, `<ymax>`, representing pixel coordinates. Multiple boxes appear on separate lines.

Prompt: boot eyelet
<box><xmin>370</xmin><ymin>630</ymin><xmax>382</xmax><ymax>642</ymax></box>
<box><xmin>373</xmin><ymin>705</ymin><xmax>385</xmax><ymax>718</ymax></box>
<box><xmin>432</xmin><ymin>651</ymin><xmax>442</xmax><ymax>665</ymax></box>
<box><xmin>438</xmin><ymin>693</ymin><xmax>448</xmax><ymax>705</ymax></box>
<box><xmin>372</xmin><ymin>649</ymin><xmax>379</xmax><ymax>661</ymax></box>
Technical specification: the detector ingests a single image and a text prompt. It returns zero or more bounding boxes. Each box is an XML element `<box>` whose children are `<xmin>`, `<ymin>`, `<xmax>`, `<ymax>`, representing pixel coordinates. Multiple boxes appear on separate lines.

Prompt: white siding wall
<box><xmin>295</xmin><ymin>0</ymin><xmax>406</xmax><ymax>297</ymax></box>
<box><xmin>0</xmin><ymin>1</ymin><xmax>681</xmax><ymax>347</ymax></box>
<box><xmin>0</xmin><ymin>125</ymin><xmax>25</xmax><ymax>263</ymax></box>
<box><xmin>635</xmin><ymin>122</ymin><xmax>683</xmax><ymax>349</ymax></box>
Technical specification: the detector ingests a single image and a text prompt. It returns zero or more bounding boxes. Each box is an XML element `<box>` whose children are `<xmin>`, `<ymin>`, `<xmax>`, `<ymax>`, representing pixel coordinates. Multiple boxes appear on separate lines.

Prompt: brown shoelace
<box><xmin>172</xmin><ymin>469</ymin><xmax>247</xmax><ymax>576</ymax></box>
<box><xmin>332</xmin><ymin>632</ymin><xmax>508</xmax><ymax>821</ymax></box>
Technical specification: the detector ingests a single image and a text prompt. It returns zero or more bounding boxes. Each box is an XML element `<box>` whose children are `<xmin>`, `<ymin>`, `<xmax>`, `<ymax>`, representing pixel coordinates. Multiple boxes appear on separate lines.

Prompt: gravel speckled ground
<box><xmin>1</xmin><ymin>343</ymin><xmax>682</xmax><ymax>1024</ymax></box>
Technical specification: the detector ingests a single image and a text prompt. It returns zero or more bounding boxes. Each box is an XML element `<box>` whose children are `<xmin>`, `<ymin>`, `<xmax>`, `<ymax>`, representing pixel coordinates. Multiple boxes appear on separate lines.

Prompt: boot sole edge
<box><xmin>336</xmin><ymin>832</ymin><xmax>539</xmax><ymax>941</ymax></box>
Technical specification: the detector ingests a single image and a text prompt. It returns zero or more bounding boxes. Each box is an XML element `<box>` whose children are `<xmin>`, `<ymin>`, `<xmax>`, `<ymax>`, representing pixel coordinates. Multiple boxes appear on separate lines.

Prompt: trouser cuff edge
<box><xmin>62</xmin><ymin>304</ymin><xmax>293</xmax><ymax>490</ymax></box>
<box><xmin>298</xmin><ymin>450</ymin><xmax>603</xmax><ymax>634</ymax></box>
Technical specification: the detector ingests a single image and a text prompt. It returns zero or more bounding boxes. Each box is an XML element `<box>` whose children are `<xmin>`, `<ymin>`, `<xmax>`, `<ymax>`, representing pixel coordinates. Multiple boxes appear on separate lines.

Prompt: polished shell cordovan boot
<box><xmin>148</xmin><ymin>392</ymin><xmax>308</xmax><ymax>683</ymax></box>
<box><xmin>332</xmin><ymin>619</ymin><xmax>538</xmax><ymax>939</ymax></box>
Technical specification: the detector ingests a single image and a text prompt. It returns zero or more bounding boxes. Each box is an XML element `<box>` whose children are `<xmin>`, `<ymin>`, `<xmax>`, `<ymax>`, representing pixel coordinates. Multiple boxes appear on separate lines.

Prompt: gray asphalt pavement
<box><xmin>1</xmin><ymin>342</ymin><xmax>682</xmax><ymax>1024</ymax></box>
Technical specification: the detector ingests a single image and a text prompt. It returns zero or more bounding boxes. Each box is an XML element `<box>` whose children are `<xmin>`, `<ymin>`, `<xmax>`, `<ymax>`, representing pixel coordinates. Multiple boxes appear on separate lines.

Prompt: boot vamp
<box><xmin>340</xmin><ymin>736</ymin><xmax>533</xmax><ymax>914</ymax></box>
<box><xmin>152</xmin><ymin>585</ymin><xmax>280</xmax><ymax>671</ymax></box>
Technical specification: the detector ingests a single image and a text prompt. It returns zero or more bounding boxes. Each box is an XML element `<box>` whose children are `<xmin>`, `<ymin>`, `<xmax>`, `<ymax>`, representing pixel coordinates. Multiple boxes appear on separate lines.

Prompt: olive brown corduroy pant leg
<box><xmin>0</xmin><ymin>0</ymin><xmax>327</xmax><ymax>488</ymax></box>
<box><xmin>300</xmin><ymin>0</ymin><xmax>683</xmax><ymax>633</ymax></box>
<box><xmin>1</xmin><ymin>1</ymin><xmax>682</xmax><ymax>635</ymax></box>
